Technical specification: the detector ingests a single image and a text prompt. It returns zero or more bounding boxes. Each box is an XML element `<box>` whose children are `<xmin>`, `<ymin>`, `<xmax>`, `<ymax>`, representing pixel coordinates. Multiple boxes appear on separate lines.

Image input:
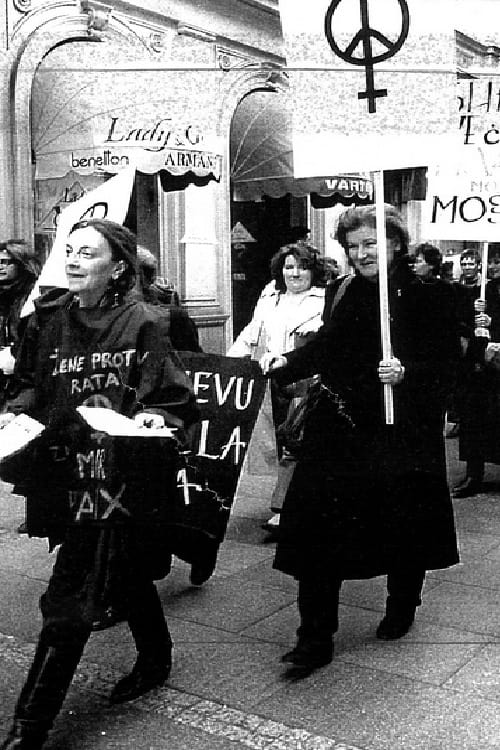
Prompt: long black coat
<box><xmin>459</xmin><ymin>278</ymin><xmax>500</xmax><ymax>465</ymax></box>
<box><xmin>274</xmin><ymin>271</ymin><xmax>461</xmax><ymax>580</ymax></box>
<box><xmin>2</xmin><ymin>290</ymin><xmax>199</xmax><ymax>626</ymax></box>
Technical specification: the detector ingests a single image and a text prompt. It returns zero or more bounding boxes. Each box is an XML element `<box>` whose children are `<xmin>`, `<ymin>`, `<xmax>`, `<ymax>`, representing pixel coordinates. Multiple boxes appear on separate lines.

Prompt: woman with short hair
<box><xmin>0</xmin><ymin>219</ymin><xmax>198</xmax><ymax>750</ymax></box>
<box><xmin>262</xmin><ymin>204</ymin><xmax>460</xmax><ymax>671</ymax></box>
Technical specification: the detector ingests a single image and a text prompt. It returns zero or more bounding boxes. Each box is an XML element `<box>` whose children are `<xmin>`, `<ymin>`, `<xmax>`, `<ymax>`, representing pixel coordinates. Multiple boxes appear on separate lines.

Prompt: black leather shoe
<box><xmin>376</xmin><ymin>613</ymin><xmax>415</xmax><ymax>640</ymax></box>
<box><xmin>109</xmin><ymin>661</ymin><xmax>171</xmax><ymax>704</ymax></box>
<box><xmin>190</xmin><ymin>550</ymin><xmax>218</xmax><ymax>586</ymax></box>
<box><xmin>452</xmin><ymin>478</ymin><xmax>482</xmax><ymax>498</ymax></box>
<box><xmin>190</xmin><ymin>562</ymin><xmax>216</xmax><ymax>586</ymax></box>
<box><xmin>281</xmin><ymin>641</ymin><xmax>333</xmax><ymax>669</ymax></box>
<box><xmin>0</xmin><ymin>724</ymin><xmax>47</xmax><ymax>750</ymax></box>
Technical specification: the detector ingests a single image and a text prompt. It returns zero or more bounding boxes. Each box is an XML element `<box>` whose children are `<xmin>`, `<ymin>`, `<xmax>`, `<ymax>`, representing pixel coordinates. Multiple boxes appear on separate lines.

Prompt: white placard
<box><xmin>279</xmin><ymin>0</ymin><xmax>457</xmax><ymax>174</ymax></box>
<box><xmin>422</xmin><ymin>165</ymin><xmax>500</xmax><ymax>241</ymax></box>
<box><xmin>77</xmin><ymin>407</ymin><xmax>176</xmax><ymax>438</ymax></box>
<box><xmin>0</xmin><ymin>414</ymin><xmax>45</xmax><ymax>461</ymax></box>
<box><xmin>23</xmin><ymin>167</ymin><xmax>136</xmax><ymax>316</ymax></box>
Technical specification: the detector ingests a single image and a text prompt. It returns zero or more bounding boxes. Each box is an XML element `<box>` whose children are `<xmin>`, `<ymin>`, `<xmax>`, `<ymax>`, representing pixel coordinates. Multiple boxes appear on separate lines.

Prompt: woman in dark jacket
<box><xmin>0</xmin><ymin>219</ymin><xmax>198</xmax><ymax>750</ymax></box>
<box><xmin>262</xmin><ymin>204</ymin><xmax>460</xmax><ymax>672</ymax></box>
<box><xmin>0</xmin><ymin>240</ymin><xmax>40</xmax><ymax>406</ymax></box>
<box><xmin>453</xmin><ymin>247</ymin><xmax>500</xmax><ymax>496</ymax></box>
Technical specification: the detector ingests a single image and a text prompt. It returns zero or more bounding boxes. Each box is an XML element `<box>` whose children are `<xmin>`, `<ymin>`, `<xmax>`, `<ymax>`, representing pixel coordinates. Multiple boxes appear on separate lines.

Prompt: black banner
<box><xmin>180</xmin><ymin>352</ymin><xmax>267</xmax><ymax>502</ymax></box>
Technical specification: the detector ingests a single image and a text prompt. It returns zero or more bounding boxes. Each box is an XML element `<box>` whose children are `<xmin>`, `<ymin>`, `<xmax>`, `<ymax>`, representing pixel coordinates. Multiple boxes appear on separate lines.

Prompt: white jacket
<box><xmin>227</xmin><ymin>282</ymin><xmax>325</xmax><ymax>358</ymax></box>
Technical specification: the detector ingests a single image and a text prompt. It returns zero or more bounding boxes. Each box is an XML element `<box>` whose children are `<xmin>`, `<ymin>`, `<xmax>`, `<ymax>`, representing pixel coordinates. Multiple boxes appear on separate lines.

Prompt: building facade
<box><xmin>0</xmin><ymin>0</ymin><xmax>288</xmax><ymax>352</ymax></box>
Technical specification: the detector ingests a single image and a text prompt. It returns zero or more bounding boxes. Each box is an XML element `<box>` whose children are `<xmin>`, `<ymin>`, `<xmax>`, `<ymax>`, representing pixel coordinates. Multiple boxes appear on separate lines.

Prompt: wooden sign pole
<box><xmin>374</xmin><ymin>170</ymin><xmax>394</xmax><ymax>425</ymax></box>
<box><xmin>480</xmin><ymin>241</ymin><xmax>488</xmax><ymax>300</ymax></box>
<box><xmin>475</xmin><ymin>240</ymin><xmax>490</xmax><ymax>340</ymax></box>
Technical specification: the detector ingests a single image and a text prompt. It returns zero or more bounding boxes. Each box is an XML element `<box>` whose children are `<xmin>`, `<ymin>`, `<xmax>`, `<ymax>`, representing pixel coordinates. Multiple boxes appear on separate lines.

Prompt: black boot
<box><xmin>109</xmin><ymin>656</ymin><xmax>171</xmax><ymax>704</ymax></box>
<box><xmin>376</xmin><ymin>602</ymin><xmax>416</xmax><ymax>640</ymax></box>
<box><xmin>281</xmin><ymin>575</ymin><xmax>340</xmax><ymax>671</ymax></box>
<box><xmin>110</xmin><ymin>582</ymin><xmax>172</xmax><ymax>704</ymax></box>
<box><xmin>1</xmin><ymin>639</ymin><xmax>85</xmax><ymax>750</ymax></box>
<box><xmin>281</xmin><ymin>639</ymin><xmax>333</xmax><ymax>669</ymax></box>
<box><xmin>376</xmin><ymin>568</ymin><xmax>425</xmax><ymax>640</ymax></box>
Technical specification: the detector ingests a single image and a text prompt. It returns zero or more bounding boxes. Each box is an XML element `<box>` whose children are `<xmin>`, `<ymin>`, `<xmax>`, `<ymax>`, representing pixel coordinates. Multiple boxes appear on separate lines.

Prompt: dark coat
<box><xmin>273</xmin><ymin>271</ymin><xmax>460</xmax><ymax>581</ymax></box>
<box><xmin>459</xmin><ymin>278</ymin><xmax>500</xmax><ymax>465</ymax></box>
<box><xmin>139</xmin><ymin>285</ymin><xmax>202</xmax><ymax>352</ymax></box>
<box><xmin>4</xmin><ymin>290</ymin><xmax>199</xmax><ymax>598</ymax></box>
<box><xmin>0</xmin><ymin>277</ymin><xmax>37</xmax><ymax>407</ymax></box>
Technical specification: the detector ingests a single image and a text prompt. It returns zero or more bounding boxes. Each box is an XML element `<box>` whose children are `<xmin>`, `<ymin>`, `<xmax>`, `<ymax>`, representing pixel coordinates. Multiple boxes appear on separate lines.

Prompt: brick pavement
<box><xmin>0</xmin><ymin>436</ymin><xmax>499</xmax><ymax>750</ymax></box>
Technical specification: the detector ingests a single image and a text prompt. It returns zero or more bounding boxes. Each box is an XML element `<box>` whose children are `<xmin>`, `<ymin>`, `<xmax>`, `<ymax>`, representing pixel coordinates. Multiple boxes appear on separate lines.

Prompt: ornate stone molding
<box><xmin>80</xmin><ymin>0</ymin><xmax>112</xmax><ymax>35</ymax></box>
<box><xmin>13</xmin><ymin>0</ymin><xmax>32</xmax><ymax>13</ymax></box>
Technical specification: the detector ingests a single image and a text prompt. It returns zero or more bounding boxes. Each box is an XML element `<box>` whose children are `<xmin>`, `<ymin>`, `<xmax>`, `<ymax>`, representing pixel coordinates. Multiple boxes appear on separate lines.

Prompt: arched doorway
<box><xmin>229</xmin><ymin>89</ymin><xmax>307</xmax><ymax>338</ymax></box>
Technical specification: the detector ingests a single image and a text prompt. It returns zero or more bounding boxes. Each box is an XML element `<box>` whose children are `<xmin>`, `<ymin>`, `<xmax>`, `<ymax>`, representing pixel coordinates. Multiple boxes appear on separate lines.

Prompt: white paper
<box><xmin>0</xmin><ymin>414</ymin><xmax>45</xmax><ymax>461</ymax></box>
<box><xmin>77</xmin><ymin>407</ymin><xmax>176</xmax><ymax>438</ymax></box>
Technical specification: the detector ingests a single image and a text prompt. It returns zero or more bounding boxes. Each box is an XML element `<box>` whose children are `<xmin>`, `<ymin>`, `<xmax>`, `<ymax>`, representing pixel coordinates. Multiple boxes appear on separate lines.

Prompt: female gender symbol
<box><xmin>325</xmin><ymin>0</ymin><xmax>410</xmax><ymax>113</ymax></box>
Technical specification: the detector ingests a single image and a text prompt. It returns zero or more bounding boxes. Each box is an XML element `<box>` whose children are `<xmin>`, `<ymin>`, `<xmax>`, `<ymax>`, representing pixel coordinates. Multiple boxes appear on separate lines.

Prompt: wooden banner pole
<box><xmin>374</xmin><ymin>170</ymin><xmax>394</xmax><ymax>425</ymax></box>
<box><xmin>475</xmin><ymin>240</ymin><xmax>490</xmax><ymax>340</ymax></box>
<box><xmin>480</xmin><ymin>241</ymin><xmax>488</xmax><ymax>300</ymax></box>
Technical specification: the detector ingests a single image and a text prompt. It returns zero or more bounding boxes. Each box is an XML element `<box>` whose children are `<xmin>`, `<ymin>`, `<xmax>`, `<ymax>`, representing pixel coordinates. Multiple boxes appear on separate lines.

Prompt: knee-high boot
<box><xmin>109</xmin><ymin>581</ymin><xmax>172</xmax><ymax>704</ymax></box>
<box><xmin>1</xmin><ymin>638</ymin><xmax>86</xmax><ymax>750</ymax></box>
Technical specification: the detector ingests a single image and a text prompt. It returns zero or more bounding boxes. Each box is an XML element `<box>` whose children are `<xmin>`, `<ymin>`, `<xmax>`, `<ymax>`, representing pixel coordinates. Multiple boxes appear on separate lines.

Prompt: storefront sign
<box><xmin>67</xmin><ymin>116</ymin><xmax>223</xmax><ymax>179</ymax></box>
<box><xmin>32</xmin><ymin>65</ymin><xmax>223</xmax><ymax>181</ymax></box>
<box><xmin>322</xmin><ymin>176</ymin><xmax>373</xmax><ymax>198</ymax></box>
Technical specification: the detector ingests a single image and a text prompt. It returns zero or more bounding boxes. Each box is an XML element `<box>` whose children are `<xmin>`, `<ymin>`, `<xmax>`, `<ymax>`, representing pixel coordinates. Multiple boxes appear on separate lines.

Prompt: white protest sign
<box><xmin>23</xmin><ymin>167</ymin><xmax>136</xmax><ymax>316</ymax></box>
<box><xmin>421</xmin><ymin>0</ymin><xmax>500</xmax><ymax>241</ymax></box>
<box><xmin>279</xmin><ymin>0</ymin><xmax>457</xmax><ymax>174</ymax></box>
<box><xmin>423</xmin><ymin>166</ymin><xmax>500</xmax><ymax>241</ymax></box>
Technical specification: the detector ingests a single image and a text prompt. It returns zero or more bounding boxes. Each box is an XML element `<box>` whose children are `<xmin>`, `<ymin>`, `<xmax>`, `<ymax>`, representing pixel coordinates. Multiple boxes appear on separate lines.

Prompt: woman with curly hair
<box><xmin>262</xmin><ymin>205</ymin><xmax>460</xmax><ymax>672</ymax></box>
<box><xmin>228</xmin><ymin>239</ymin><xmax>326</xmax><ymax>532</ymax></box>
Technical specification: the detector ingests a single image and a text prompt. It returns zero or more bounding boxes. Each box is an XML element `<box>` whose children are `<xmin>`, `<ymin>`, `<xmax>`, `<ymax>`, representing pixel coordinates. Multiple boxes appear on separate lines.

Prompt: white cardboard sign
<box><xmin>279</xmin><ymin>0</ymin><xmax>457</xmax><ymax>174</ymax></box>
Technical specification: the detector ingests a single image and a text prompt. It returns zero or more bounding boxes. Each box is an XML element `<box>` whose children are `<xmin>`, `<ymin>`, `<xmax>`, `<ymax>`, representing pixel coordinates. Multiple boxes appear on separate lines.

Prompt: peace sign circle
<box><xmin>82</xmin><ymin>394</ymin><xmax>113</xmax><ymax>409</ymax></box>
<box><xmin>325</xmin><ymin>0</ymin><xmax>409</xmax><ymax>67</ymax></box>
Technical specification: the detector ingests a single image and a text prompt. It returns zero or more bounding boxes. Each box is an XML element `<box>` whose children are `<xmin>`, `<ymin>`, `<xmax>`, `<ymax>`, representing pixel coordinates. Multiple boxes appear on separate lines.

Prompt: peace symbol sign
<box><xmin>325</xmin><ymin>0</ymin><xmax>410</xmax><ymax>113</ymax></box>
<box><xmin>82</xmin><ymin>394</ymin><xmax>113</xmax><ymax>409</ymax></box>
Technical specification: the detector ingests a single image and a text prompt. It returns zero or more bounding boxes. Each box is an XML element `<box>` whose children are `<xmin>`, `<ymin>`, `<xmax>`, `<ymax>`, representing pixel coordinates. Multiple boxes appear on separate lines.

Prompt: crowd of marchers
<box><xmin>0</xmin><ymin>207</ymin><xmax>498</xmax><ymax>749</ymax></box>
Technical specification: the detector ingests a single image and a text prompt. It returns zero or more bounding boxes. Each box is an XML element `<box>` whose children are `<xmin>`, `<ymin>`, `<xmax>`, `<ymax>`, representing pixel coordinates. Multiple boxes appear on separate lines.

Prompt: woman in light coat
<box><xmin>228</xmin><ymin>240</ymin><xmax>326</xmax><ymax>531</ymax></box>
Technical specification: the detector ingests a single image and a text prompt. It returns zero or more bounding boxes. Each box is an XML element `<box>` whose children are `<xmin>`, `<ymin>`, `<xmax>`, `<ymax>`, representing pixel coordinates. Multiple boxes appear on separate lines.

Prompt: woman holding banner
<box><xmin>261</xmin><ymin>204</ymin><xmax>460</xmax><ymax>672</ymax></box>
<box><xmin>453</xmin><ymin>247</ymin><xmax>500</xmax><ymax>497</ymax></box>
<box><xmin>0</xmin><ymin>219</ymin><xmax>198</xmax><ymax>750</ymax></box>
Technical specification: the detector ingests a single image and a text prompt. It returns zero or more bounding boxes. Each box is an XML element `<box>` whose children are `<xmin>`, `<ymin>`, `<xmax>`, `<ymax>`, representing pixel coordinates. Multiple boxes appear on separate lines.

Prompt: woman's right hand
<box><xmin>0</xmin><ymin>412</ymin><xmax>16</xmax><ymax>429</ymax></box>
<box><xmin>260</xmin><ymin>353</ymin><xmax>287</xmax><ymax>375</ymax></box>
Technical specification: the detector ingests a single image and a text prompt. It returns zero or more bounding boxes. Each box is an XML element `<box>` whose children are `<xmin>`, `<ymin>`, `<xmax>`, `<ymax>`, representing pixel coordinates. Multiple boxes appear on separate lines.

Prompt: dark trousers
<box><xmin>3</xmin><ymin>533</ymin><xmax>172</xmax><ymax>747</ymax></box>
<box><xmin>40</xmin><ymin>533</ymin><xmax>172</xmax><ymax>662</ymax></box>
<box><xmin>465</xmin><ymin>458</ymin><xmax>485</xmax><ymax>482</ymax></box>
<box><xmin>297</xmin><ymin>566</ymin><xmax>426</xmax><ymax>644</ymax></box>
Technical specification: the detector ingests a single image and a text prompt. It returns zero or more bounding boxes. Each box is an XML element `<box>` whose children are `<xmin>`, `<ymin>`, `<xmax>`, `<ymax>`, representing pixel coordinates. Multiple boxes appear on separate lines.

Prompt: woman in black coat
<box><xmin>261</xmin><ymin>204</ymin><xmax>460</xmax><ymax>672</ymax></box>
<box><xmin>0</xmin><ymin>219</ymin><xmax>198</xmax><ymax>750</ymax></box>
<box><xmin>453</xmin><ymin>247</ymin><xmax>500</xmax><ymax>496</ymax></box>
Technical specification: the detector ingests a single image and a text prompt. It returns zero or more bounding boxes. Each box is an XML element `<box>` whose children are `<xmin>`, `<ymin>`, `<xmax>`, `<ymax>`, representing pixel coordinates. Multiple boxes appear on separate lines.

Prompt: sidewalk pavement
<box><xmin>1</xmin><ymin>437</ymin><xmax>500</xmax><ymax>750</ymax></box>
